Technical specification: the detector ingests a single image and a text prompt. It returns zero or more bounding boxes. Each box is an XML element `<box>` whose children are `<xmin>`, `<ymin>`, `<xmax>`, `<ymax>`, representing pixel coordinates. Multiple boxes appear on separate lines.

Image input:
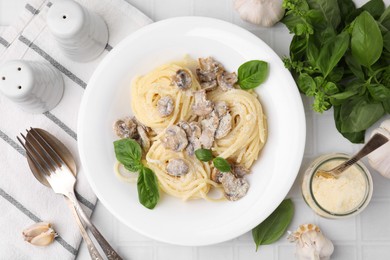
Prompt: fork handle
<box><xmin>67</xmin><ymin>192</ymin><xmax>123</xmax><ymax>260</ymax></box>
<box><xmin>65</xmin><ymin>197</ymin><xmax>104</xmax><ymax>260</ymax></box>
<box><xmin>333</xmin><ymin>133</ymin><xmax>389</xmax><ymax>174</ymax></box>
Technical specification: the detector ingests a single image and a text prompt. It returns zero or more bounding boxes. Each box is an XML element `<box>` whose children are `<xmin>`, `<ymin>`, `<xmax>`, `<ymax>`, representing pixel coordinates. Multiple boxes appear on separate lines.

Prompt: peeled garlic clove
<box><xmin>23</xmin><ymin>222</ymin><xmax>57</xmax><ymax>246</ymax></box>
<box><xmin>367</xmin><ymin>119</ymin><xmax>390</xmax><ymax>179</ymax></box>
<box><xmin>29</xmin><ymin>229</ymin><xmax>57</xmax><ymax>246</ymax></box>
<box><xmin>234</xmin><ymin>0</ymin><xmax>285</xmax><ymax>27</ymax></box>
<box><xmin>287</xmin><ymin>224</ymin><xmax>334</xmax><ymax>260</ymax></box>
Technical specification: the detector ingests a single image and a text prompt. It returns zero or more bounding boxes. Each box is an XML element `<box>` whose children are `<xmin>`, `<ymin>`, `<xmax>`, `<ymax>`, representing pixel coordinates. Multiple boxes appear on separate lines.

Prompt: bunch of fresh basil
<box><xmin>282</xmin><ymin>0</ymin><xmax>390</xmax><ymax>143</ymax></box>
<box><xmin>114</xmin><ymin>139</ymin><xmax>159</xmax><ymax>209</ymax></box>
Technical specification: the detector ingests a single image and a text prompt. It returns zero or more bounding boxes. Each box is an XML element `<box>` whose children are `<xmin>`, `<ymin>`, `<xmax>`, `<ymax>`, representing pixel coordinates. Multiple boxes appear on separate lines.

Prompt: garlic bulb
<box><xmin>234</xmin><ymin>0</ymin><xmax>285</xmax><ymax>27</ymax></box>
<box><xmin>288</xmin><ymin>224</ymin><xmax>334</xmax><ymax>260</ymax></box>
<box><xmin>22</xmin><ymin>222</ymin><xmax>57</xmax><ymax>246</ymax></box>
<box><xmin>367</xmin><ymin>119</ymin><xmax>390</xmax><ymax>178</ymax></box>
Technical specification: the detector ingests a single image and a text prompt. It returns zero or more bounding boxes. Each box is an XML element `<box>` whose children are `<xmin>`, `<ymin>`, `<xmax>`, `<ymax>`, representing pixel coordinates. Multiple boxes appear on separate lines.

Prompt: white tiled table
<box><xmin>1</xmin><ymin>0</ymin><xmax>390</xmax><ymax>259</ymax></box>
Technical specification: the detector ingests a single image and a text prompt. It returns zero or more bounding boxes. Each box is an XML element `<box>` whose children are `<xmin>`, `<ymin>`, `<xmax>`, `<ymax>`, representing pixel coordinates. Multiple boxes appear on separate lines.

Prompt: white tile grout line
<box><xmin>357</xmin><ymin>214</ymin><xmax>362</xmax><ymax>260</ymax></box>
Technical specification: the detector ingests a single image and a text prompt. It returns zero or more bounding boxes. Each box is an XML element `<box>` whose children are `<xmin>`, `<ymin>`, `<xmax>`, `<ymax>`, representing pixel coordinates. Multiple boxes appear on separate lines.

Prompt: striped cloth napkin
<box><xmin>0</xmin><ymin>0</ymin><xmax>152</xmax><ymax>259</ymax></box>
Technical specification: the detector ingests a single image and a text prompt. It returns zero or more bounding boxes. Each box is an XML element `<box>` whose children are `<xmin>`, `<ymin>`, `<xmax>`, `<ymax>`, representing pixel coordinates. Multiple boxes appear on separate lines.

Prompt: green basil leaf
<box><xmin>317</xmin><ymin>31</ymin><xmax>350</xmax><ymax>77</ymax></box>
<box><xmin>358</xmin><ymin>0</ymin><xmax>385</xmax><ymax>19</ymax></box>
<box><xmin>345</xmin><ymin>79</ymin><xmax>365</xmax><ymax>93</ymax></box>
<box><xmin>238</xmin><ymin>60</ymin><xmax>269</xmax><ymax>90</ymax></box>
<box><xmin>282</xmin><ymin>9</ymin><xmax>313</xmax><ymax>36</ymax></box>
<box><xmin>345</xmin><ymin>53</ymin><xmax>365</xmax><ymax>80</ymax></box>
<box><xmin>213</xmin><ymin>157</ymin><xmax>231</xmax><ymax>172</ymax></box>
<box><xmin>347</xmin><ymin>0</ymin><xmax>385</xmax><ymax>23</ymax></box>
<box><xmin>323</xmin><ymin>82</ymin><xmax>339</xmax><ymax>95</ymax></box>
<box><xmin>297</xmin><ymin>73</ymin><xmax>316</xmax><ymax>96</ymax></box>
<box><xmin>195</xmin><ymin>149</ymin><xmax>213</xmax><ymax>162</ymax></box>
<box><xmin>383</xmin><ymin>31</ymin><xmax>390</xmax><ymax>53</ymax></box>
<box><xmin>290</xmin><ymin>36</ymin><xmax>308</xmax><ymax>61</ymax></box>
<box><xmin>306</xmin><ymin>0</ymin><xmax>341</xmax><ymax>29</ymax></box>
<box><xmin>338</xmin><ymin>0</ymin><xmax>356</xmax><ymax>26</ymax></box>
<box><xmin>382</xmin><ymin>99</ymin><xmax>390</xmax><ymax>114</ymax></box>
<box><xmin>137</xmin><ymin>167</ymin><xmax>159</xmax><ymax>209</ymax></box>
<box><xmin>382</xmin><ymin>50</ymin><xmax>390</xmax><ymax>65</ymax></box>
<box><xmin>367</xmin><ymin>84</ymin><xmax>390</xmax><ymax>101</ymax></box>
<box><xmin>327</xmin><ymin>67</ymin><xmax>344</xmax><ymax>82</ymax></box>
<box><xmin>114</xmin><ymin>139</ymin><xmax>143</xmax><ymax>171</ymax></box>
<box><xmin>381</xmin><ymin>66</ymin><xmax>390</xmax><ymax>86</ymax></box>
<box><xmin>351</xmin><ymin>11</ymin><xmax>383</xmax><ymax>67</ymax></box>
<box><xmin>252</xmin><ymin>199</ymin><xmax>294</xmax><ymax>251</ymax></box>
<box><xmin>379</xmin><ymin>6</ymin><xmax>390</xmax><ymax>30</ymax></box>
<box><xmin>340</xmin><ymin>96</ymin><xmax>385</xmax><ymax>132</ymax></box>
<box><xmin>314</xmin><ymin>76</ymin><xmax>324</xmax><ymax>87</ymax></box>
<box><xmin>334</xmin><ymin>105</ymin><xmax>365</xmax><ymax>143</ymax></box>
<box><xmin>329</xmin><ymin>90</ymin><xmax>358</xmax><ymax>106</ymax></box>
<box><xmin>306</xmin><ymin>37</ymin><xmax>319</xmax><ymax>67</ymax></box>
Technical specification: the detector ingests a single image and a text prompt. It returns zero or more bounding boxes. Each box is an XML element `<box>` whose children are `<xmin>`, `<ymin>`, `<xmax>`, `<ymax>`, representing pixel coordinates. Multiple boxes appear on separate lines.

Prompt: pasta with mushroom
<box><xmin>114</xmin><ymin>56</ymin><xmax>267</xmax><ymax>201</ymax></box>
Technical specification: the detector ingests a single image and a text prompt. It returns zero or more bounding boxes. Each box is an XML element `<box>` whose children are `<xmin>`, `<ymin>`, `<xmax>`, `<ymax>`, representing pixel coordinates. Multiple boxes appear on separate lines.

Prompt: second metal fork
<box><xmin>18</xmin><ymin>128</ymin><xmax>122</xmax><ymax>260</ymax></box>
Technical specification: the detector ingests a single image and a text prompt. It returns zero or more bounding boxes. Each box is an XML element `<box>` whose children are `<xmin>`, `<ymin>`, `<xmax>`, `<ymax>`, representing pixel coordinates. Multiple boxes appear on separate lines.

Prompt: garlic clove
<box><xmin>23</xmin><ymin>222</ymin><xmax>51</xmax><ymax>241</ymax></box>
<box><xmin>234</xmin><ymin>0</ymin><xmax>285</xmax><ymax>27</ymax></box>
<box><xmin>23</xmin><ymin>222</ymin><xmax>57</xmax><ymax>246</ymax></box>
<box><xmin>288</xmin><ymin>224</ymin><xmax>334</xmax><ymax>260</ymax></box>
<box><xmin>29</xmin><ymin>229</ymin><xmax>57</xmax><ymax>246</ymax></box>
<box><xmin>367</xmin><ymin>119</ymin><xmax>390</xmax><ymax>179</ymax></box>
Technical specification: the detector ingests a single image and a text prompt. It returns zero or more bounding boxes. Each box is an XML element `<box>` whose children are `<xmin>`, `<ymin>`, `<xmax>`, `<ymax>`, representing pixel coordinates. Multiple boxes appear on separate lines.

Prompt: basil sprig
<box><xmin>114</xmin><ymin>138</ymin><xmax>159</xmax><ymax>209</ymax></box>
<box><xmin>238</xmin><ymin>60</ymin><xmax>269</xmax><ymax>90</ymax></box>
<box><xmin>195</xmin><ymin>149</ymin><xmax>231</xmax><ymax>172</ymax></box>
<box><xmin>212</xmin><ymin>157</ymin><xmax>231</xmax><ymax>172</ymax></box>
<box><xmin>195</xmin><ymin>148</ymin><xmax>213</xmax><ymax>162</ymax></box>
<box><xmin>252</xmin><ymin>199</ymin><xmax>294</xmax><ymax>250</ymax></box>
<box><xmin>282</xmin><ymin>0</ymin><xmax>390</xmax><ymax>143</ymax></box>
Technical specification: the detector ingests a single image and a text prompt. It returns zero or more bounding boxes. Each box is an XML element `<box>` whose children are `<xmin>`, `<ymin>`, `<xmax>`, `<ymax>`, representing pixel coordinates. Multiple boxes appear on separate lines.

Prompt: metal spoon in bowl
<box><xmin>316</xmin><ymin>133</ymin><xmax>389</xmax><ymax>179</ymax></box>
<box><xmin>17</xmin><ymin>128</ymin><xmax>122</xmax><ymax>260</ymax></box>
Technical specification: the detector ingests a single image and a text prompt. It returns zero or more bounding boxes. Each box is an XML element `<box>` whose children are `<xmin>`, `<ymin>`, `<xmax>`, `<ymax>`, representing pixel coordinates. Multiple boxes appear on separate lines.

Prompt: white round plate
<box><xmin>78</xmin><ymin>17</ymin><xmax>305</xmax><ymax>246</ymax></box>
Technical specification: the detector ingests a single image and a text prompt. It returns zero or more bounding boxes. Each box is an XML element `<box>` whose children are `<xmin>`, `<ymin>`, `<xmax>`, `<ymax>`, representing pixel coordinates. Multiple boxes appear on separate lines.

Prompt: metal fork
<box><xmin>18</xmin><ymin>128</ymin><xmax>122</xmax><ymax>260</ymax></box>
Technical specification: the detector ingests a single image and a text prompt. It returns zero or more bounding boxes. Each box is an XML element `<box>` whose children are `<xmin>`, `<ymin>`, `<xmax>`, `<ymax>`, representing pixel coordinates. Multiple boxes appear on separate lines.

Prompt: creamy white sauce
<box><xmin>312</xmin><ymin>160</ymin><xmax>367</xmax><ymax>214</ymax></box>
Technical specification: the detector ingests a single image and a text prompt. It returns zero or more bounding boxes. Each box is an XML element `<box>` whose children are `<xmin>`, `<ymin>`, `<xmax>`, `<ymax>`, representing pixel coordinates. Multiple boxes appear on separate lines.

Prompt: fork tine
<box><xmin>27</xmin><ymin>128</ymin><xmax>61</xmax><ymax>173</ymax></box>
<box><xmin>29</xmin><ymin>128</ymin><xmax>67</xmax><ymax>168</ymax></box>
<box><xmin>17</xmin><ymin>133</ymin><xmax>52</xmax><ymax>176</ymax></box>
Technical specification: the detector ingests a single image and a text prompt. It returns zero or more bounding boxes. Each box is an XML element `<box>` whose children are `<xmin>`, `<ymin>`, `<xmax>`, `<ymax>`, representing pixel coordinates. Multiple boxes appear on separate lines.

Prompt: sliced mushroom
<box><xmin>178</xmin><ymin>121</ymin><xmax>202</xmax><ymax>156</ymax></box>
<box><xmin>199</xmin><ymin>111</ymin><xmax>219</xmax><ymax>149</ymax></box>
<box><xmin>215</xmin><ymin>113</ymin><xmax>232</xmax><ymax>139</ymax></box>
<box><xmin>196</xmin><ymin>68</ymin><xmax>216</xmax><ymax>83</ymax></box>
<box><xmin>196</xmin><ymin>70</ymin><xmax>218</xmax><ymax>91</ymax></box>
<box><xmin>214</xmin><ymin>101</ymin><xmax>229</xmax><ymax>117</ymax></box>
<box><xmin>113</xmin><ymin>117</ymin><xmax>137</xmax><ymax>138</ymax></box>
<box><xmin>172</xmin><ymin>69</ymin><xmax>192</xmax><ymax>90</ymax></box>
<box><xmin>217</xmin><ymin>71</ymin><xmax>238</xmax><ymax>91</ymax></box>
<box><xmin>192</xmin><ymin>90</ymin><xmax>214</xmax><ymax>116</ymax></box>
<box><xmin>232</xmin><ymin>165</ymin><xmax>250</xmax><ymax>178</ymax></box>
<box><xmin>196</xmin><ymin>57</ymin><xmax>224</xmax><ymax>91</ymax></box>
<box><xmin>198</xmin><ymin>57</ymin><xmax>224</xmax><ymax>74</ymax></box>
<box><xmin>190</xmin><ymin>122</ymin><xmax>202</xmax><ymax>138</ymax></box>
<box><xmin>157</xmin><ymin>96</ymin><xmax>174</xmax><ymax>117</ymax></box>
<box><xmin>132</xmin><ymin>116</ymin><xmax>151</xmax><ymax>133</ymax></box>
<box><xmin>220</xmin><ymin>172</ymin><xmax>249</xmax><ymax>201</ymax></box>
<box><xmin>178</xmin><ymin>121</ymin><xmax>191</xmax><ymax>136</ymax></box>
<box><xmin>137</xmin><ymin>125</ymin><xmax>150</xmax><ymax>151</ymax></box>
<box><xmin>162</xmin><ymin>125</ymin><xmax>188</xmax><ymax>152</ymax></box>
<box><xmin>166</xmin><ymin>158</ymin><xmax>189</xmax><ymax>177</ymax></box>
<box><xmin>188</xmin><ymin>122</ymin><xmax>202</xmax><ymax>155</ymax></box>
<box><xmin>210</xmin><ymin>169</ymin><xmax>223</xmax><ymax>184</ymax></box>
